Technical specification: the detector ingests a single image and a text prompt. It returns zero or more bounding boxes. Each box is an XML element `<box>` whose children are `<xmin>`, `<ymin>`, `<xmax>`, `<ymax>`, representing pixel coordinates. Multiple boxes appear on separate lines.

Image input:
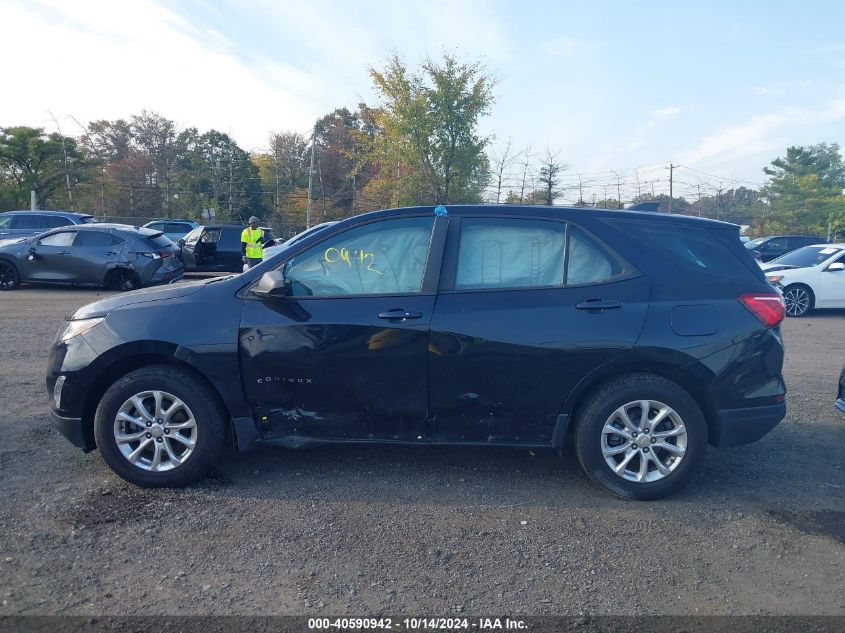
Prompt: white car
<box><xmin>761</xmin><ymin>243</ymin><xmax>845</xmax><ymax>316</ymax></box>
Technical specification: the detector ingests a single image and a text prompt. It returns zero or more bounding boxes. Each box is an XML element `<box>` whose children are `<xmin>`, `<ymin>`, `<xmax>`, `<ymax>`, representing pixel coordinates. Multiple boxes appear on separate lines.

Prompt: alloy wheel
<box><xmin>113</xmin><ymin>390</ymin><xmax>198</xmax><ymax>472</ymax></box>
<box><xmin>601</xmin><ymin>400</ymin><xmax>687</xmax><ymax>483</ymax></box>
<box><xmin>0</xmin><ymin>262</ymin><xmax>16</xmax><ymax>289</ymax></box>
<box><xmin>783</xmin><ymin>286</ymin><xmax>810</xmax><ymax>317</ymax></box>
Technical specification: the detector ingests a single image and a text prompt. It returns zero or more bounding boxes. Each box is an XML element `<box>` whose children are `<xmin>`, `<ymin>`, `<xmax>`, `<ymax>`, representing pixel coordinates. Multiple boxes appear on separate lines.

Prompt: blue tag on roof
<box><xmin>434</xmin><ymin>205</ymin><xmax>449</xmax><ymax>216</ymax></box>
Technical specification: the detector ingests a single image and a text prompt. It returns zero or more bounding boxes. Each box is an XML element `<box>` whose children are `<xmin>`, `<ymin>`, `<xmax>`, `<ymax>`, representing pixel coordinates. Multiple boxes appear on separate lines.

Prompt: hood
<box><xmin>760</xmin><ymin>263</ymin><xmax>794</xmax><ymax>272</ymax></box>
<box><xmin>0</xmin><ymin>237</ymin><xmax>29</xmax><ymax>250</ymax></box>
<box><xmin>71</xmin><ymin>278</ymin><xmax>211</xmax><ymax>320</ymax></box>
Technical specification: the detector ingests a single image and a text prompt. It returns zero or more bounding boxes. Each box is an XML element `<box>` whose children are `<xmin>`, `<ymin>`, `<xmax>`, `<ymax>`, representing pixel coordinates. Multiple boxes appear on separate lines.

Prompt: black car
<box><xmin>47</xmin><ymin>205</ymin><xmax>786</xmax><ymax>500</ymax></box>
<box><xmin>744</xmin><ymin>235</ymin><xmax>826</xmax><ymax>262</ymax></box>
<box><xmin>0</xmin><ymin>210</ymin><xmax>97</xmax><ymax>239</ymax></box>
<box><xmin>180</xmin><ymin>224</ymin><xmax>276</xmax><ymax>272</ymax></box>
<box><xmin>0</xmin><ymin>224</ymin><xmax>183</xmax><ymax>291</ymax></box>
<box><xmin>837</xmin><ymin>365</ymin><xmax>845</xmax><ymax>415</ymax></box>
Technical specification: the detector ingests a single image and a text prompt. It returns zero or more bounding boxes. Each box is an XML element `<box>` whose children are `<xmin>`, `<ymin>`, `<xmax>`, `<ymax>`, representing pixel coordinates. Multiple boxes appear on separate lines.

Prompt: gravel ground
<box><xmin>0</xmin><ymin>281</ymin><xmax>843</xmax><ymax>617</ymax></box>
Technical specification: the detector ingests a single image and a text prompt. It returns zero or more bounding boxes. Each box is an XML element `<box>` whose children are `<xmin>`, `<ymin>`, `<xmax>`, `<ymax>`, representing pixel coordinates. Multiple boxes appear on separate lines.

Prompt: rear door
<box><xmin>194</xmin><ymin>228</ymin><xmax>221</xmax><ymax>269</ymax></box>
<box><xmin>21</xmin><ymin>230</ymin><xmax>79</xmax><ymax>282</ymax></box>
<box><xmin>70</xmin><ymin>231</ymin><xmax>124</xmax><ymax>285</ymax></box>
<box><xmin>216</xmin><ymin>227</ymin><xmax>243</xmax><ymax>271</ymax></box>
<box><xmin>428</xmin><ymin>216</ymin><xmax>649</xmax><ymax>444</ymax></box>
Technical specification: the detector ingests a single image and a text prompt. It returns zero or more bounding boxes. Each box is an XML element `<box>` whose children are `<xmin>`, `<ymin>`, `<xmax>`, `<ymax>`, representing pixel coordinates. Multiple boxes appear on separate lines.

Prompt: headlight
<box><xmin>57</xmin><ymin>317</ymin><xmax>104</xmax><ymax>342</ymax></box>
<box><xmin>766</xmin><ymin>275</ymin><xmax>783</xmax><ymax>284</ymax></box>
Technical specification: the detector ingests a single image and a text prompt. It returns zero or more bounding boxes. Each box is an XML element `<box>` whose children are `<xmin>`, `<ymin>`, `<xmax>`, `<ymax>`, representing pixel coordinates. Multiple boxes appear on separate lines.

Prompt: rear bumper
<box><xmin>712</xmin><ymin>402</ymin><xmax>786</xmax><ymax>448</ymax></box>
<box><xmin>50</xmin><ymin>409</ymin><xmax>95</xmax><ymax>452</ymax></box>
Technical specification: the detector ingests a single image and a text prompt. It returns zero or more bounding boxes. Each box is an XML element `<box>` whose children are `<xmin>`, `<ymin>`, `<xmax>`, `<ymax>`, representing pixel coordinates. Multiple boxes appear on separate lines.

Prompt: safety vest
<box><xmin>241</xmin><ymin>227</ymin><xmax>263</xmax><ymax>259</ymax></box>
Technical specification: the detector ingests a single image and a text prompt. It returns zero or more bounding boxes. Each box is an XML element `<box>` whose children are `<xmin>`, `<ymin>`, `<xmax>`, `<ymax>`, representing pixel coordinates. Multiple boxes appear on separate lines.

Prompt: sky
<box><xmin>1</xmin><ymin>0</ymin><xmax>844</xmax><ymax>204</ymax></box>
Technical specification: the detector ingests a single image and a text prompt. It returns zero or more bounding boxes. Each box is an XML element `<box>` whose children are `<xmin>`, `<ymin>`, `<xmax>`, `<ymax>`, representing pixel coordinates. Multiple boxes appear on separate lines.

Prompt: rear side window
<box><xmin>12</xmin><ymin>214</ymin><xmax>44</xmax><ymax>229</ymax></box>
<box><xmin>76</xmin><ymin>231</ymin><xmax>122</xmax><ymax>247</ymax></box>
<box><xmin>605</xmin><ymin>220</ymin><xmax>762</xmax><ymax>281</ymax></box>
<box><xmin>456</xmin><ymin>218</ymin><xmax>565</xmax><ymax>290</ymax></box>
<box><xmin>43</xmin><ymin>215</ymin><xmax>73</xmax><ymax>228</ymax></box>
<box><xmin>566</xmin><ymin>227</ymin><xmax>620</xmax><ymax>285</ymax></box>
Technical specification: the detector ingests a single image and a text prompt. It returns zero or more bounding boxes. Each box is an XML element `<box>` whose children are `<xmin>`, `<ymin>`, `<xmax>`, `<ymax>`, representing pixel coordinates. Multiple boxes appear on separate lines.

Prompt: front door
<box><xmin>428</xmin><ymin>217</ymin><xmax>650</xmax><ymax>444</ymax></box>
<box><xmin>239</xmin><ymin>214</ymin><xmax>444</xmax><ymax>441</ymax></box>
<box><xmin>21</xmin><ymin>230</ymin><xmax>79</xmax><ymax>283</ymax></box>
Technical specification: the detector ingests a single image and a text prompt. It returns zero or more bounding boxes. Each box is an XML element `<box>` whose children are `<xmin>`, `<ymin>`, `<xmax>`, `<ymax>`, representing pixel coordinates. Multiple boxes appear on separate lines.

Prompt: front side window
<box><xmin>38</xmin><ymin>232</ymin><xmax>76</xmax><ymax>247</ymax></box>
<box><xmin>12</xmin><ymin>214</ymin><xmax>44</xmax><ymax>229</ymax></box>
<box><xmin>0</xmin><ymin>216</ymin><xmax>11</xmax><ymax>229</ymax></box>
<box><xmin>283</xmin><ymin>217</ymin><xmax>434</xmax><ymax>296</ymax></box>
<box><xmin>184</xmin><ymin>228</ymin><xmax>202</xmax><ymax>244</ymax></box>
<box><xmin>455</xmin><ymin>218</ymin><xmax>565</xmax><ymax>290</ymax></box>
<box><xmin>566</xmin><ymin>227</ymin><xmax>619</xmax><ymax>285</ymax></box>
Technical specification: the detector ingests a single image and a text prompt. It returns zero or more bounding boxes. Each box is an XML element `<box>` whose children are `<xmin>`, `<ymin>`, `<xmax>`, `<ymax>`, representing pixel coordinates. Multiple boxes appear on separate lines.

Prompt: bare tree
<box><xmin>488</xmin><ymin>137</ymin><xmax>518</xmax><ymax>203</ymax></box>
<box><xmin>537</xmin><ymin>148</ymin><xmax>568</xmax><ymax>206</ymax></box>
<box><xmin>518</xmin><ymin>145</ymin><xmax>533</xmax><ymax>203</ymax></box>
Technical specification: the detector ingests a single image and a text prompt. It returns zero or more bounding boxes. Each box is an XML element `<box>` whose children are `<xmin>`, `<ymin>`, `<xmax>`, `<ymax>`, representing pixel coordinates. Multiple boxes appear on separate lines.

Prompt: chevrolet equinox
<box><xmin>47</xmin><ymin>205</ymin><xmax>787</xmax><ymax>499</ymax></box>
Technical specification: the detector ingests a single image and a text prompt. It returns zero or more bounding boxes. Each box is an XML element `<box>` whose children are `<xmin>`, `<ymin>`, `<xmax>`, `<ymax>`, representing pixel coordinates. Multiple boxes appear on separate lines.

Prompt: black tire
<box><xmin>94</xmin><ymin>365</ymin><xmax>227</xmax><ymax>487</ymax></box>
<box><xmin>105</xmin><ymin>268</ymin><xmax>141</xmax><ymax>292</ymax></box>
<box><xmin>0</xmin><ymin>260</ymin><xmax>20</xmax><ymax>290</ymax></box>
<box><xmin>573</xmin><ymin>373</ymin><xmax>707</xmax><ymax>500</ymax></box>
<box><xmin>782</xmin><ymin>284</ymin><xmax>814</xmax><ymax>317</ymax></box>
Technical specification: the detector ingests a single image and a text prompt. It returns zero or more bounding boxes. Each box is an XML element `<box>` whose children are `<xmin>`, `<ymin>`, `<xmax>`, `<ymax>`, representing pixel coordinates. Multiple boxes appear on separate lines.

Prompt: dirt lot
<box><xmin>0</xmin><ymin>281</ymin><xmax>843</xmax><ymax>617</ymax></box>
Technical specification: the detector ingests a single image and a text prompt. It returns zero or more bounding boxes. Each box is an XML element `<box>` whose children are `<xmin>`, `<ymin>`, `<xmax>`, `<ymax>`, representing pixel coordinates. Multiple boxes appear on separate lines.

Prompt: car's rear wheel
<box><xmin>573</xmin><ymin>373</ymin><xmax>707</xmax><ymax>500</ymax></box>
<box><xmin>0</xmin><ymin>260</ymin><xmax>20</xmax><ymax>290</ymax></box>
<box><xmin>94</xmin><ymin>365</ymin><xmax>227</xmax><ymax>487</ymax></box>
<box><xmin>783</xmin><ymin>284</ymin><xmax>814</xmax><ymax>317</ymax></box>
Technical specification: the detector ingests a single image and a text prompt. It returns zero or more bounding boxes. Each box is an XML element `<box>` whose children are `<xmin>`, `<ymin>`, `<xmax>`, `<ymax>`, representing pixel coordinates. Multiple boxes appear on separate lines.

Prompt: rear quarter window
<box><xmin>603</xmin><ymin>219</ymin><xmax>764</xmax><ymax>282</ymax></box>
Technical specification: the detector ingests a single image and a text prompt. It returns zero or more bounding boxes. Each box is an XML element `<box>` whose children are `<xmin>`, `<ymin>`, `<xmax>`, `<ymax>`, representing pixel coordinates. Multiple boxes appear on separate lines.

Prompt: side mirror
<box><xmin>752</xmin><ymin>251</ymin><xmax>762</xmax><ymax>260</ymax></box>
<box><xmin>827</xmin><ymin>262</ymin><xmax>845</xmax><ymax>272</ymax></box>
<box><xmin>251</xmin><ymin>270</ymin><xmax>289</xmax><ymax>298</ymax></box>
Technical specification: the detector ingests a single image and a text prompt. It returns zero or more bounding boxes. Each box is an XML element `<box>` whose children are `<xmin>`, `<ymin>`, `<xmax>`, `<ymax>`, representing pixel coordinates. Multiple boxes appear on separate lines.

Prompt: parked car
<box><xmin>142</xmin><ymin>219</ymin><xmax>199</xmax><ymax>242</ymax></box>
<box><xmin>243</xmin><ymin>222</ymin><xmax>338</xmax><ymax>272</ymax></box>
<box><xmin>0</xmin><ymin>210</ymin><xmax>97</xmax><ymax>239</ymax></box>
<box><xmin>47</xmin><ymin>205</ymin><xmax>786</xmax><ymax>500</ymax></box>
<box><xmin>180</xmin><ymin>224</ymin><xmax>277</xmax><ymax>272</ymax></box>
<box><xmin>761</xmin><ymin>244</ymin><xmax>845</xmax><ymax>316</ymax></box>
<box><xmin>836</xmin><ymin>366</ymin><xmax>845</xmax><ymax>415</ymax></box>
<box><xmin>0</xmin><ymin>224</ymin><xmax>183</xmax><ymax>291</ymax></box>
<box><xmin>744</xmin><ymin>235</ymin><xmax>825</xmax><ymax>262</ymax></box>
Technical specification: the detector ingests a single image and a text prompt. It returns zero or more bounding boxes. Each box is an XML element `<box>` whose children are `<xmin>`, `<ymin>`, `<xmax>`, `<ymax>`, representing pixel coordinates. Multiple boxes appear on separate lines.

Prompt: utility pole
<box><xmin>613</xmin><ymin>171</ymin><xmax>622</xmax><ymax>209</ymax></box>
<box><xmin>716</xmin><ymin>182</ymin><xmax>724</xmax><ymax>221</ymax></box>
<box><xmin>635</xmin><ymin>168</ymin><xmax>642</xmax><ymax>198</ymax></box>
<box><xmin>306</xmin><ymin>125</ymin><xmax>316</xmax><ymax>229</ymax></box>
<box><xmin>667</xmin><ymin>163</ymin><xmax>678</xmax><ymax>214</ymax></box>
<box><xmin>31</xmin><ymin>190</ymin><xmax>37</xmax><ymax>210</ymax></box>
<box><xmin>578</xmin><ymin>175</ymin><xmax>583</xmax><ymax>205</ymax></box>
<box><xmin>697</xmin><ymin>184</ymin><xmax>702</xmax><ymax>217</ymax></box>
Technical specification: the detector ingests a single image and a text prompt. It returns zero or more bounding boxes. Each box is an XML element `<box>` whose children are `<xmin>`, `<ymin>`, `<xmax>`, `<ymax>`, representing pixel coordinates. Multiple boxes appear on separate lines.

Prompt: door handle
<box><xmin>576</xmin><ymin>299</ymin><xmax>622</xmax><ymax>311</ymax></box>
<box><xmin>378</xmin><ymin>309</ymin><xmax>424</xmax><ymax>320</ymax></box>
<box><xmin>58</xmin><ymin>251</ymin><xmax>71</xmax><ymax>255</ymax></box>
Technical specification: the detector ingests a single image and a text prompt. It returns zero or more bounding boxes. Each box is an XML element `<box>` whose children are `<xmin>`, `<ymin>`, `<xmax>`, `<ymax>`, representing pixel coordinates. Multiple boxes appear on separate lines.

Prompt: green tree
<box><xmin>0</xmin><ymin>126</ymin><xmax>85</xmax><ymax>209</ymax></box>
<box><xmin>762</xmin><ymin>143</ymin><xmax>845</xmax><ymax>234</ymax></box>
<box><xmin>369</xmin><ymin>52</ymin><xmax>495</xmax><ymax>204</ymax></box>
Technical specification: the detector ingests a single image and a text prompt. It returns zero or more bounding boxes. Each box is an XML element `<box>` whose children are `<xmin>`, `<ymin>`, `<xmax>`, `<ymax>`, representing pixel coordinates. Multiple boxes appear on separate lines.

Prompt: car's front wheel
<box><xmin>94</xmin><ymin>365</ymin><xmax>227</xmax><ymax>487</ymax></box>
<box><xmin>573</xmin><ymin>373</ymin><xmax>707</xmax><ymax>500</ymax></box>
<box><xmin>0</xmin><ymin>260</ymin><xmax>20</xmax><ymax>290</ymax></box>
<box><xmin>783</xmin><ymin>284</ymin><xmax>814</xmax><ymax>317</ymax></box>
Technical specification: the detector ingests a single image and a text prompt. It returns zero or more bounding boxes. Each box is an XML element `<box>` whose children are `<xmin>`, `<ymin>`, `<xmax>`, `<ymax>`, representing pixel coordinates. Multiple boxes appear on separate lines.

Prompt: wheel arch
<box><xmin>80</xmin><ymin>344</ymin><xmax>235</xmax><ymax>450</ymax></box>
<box><xmin>557</xmin><ymin>354</ymin><xmax>719</xmax><ymax>448</ymax></box>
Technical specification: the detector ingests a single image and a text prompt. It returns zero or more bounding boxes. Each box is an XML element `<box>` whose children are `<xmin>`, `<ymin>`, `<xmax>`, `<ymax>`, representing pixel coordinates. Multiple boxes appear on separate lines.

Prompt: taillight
<box><xmin>139</xmin><ymin>251</ymin><xmax>173</xmax><ymax>259</ymax></box>
<box><xmin>738</xmin><ymin>293</ymin><xmax>785</xmax><ymax>328</ymax></box>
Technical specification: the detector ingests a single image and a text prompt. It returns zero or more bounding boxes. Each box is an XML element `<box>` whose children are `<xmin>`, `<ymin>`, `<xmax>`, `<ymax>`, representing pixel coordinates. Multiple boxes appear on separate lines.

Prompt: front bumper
<box><xmin>711</xmin><ymin>402</ymin><xmax>786</xmax><ymax>448</ymax></box>
<box><xmin>50</xmin><ymin>409</ymin><xmax>95</xmax><ymax>452</ymax></box>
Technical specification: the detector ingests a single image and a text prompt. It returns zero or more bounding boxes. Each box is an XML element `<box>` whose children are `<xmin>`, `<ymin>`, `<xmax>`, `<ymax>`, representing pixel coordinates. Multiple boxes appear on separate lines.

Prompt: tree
<box><xmin>488</xmin><ymin>137</ymin><xmax>518</xmax><ymax>204</ymax></box>
<box><xmin>0</xmin><ymin>126</ymin><xmax>85</xmax><ymax>209</ymax></box>
<box><xmin>537</xmin><ymin>148</ymin><xmax>567</xmax><ymax>205</ymax></box>
<box><xmin>762</xmin><ymin>143</ymin><xmax>845</xmax><ymax>234</ymax></box>
<box><xmin>369</xmin><ymin>52</ymin><xmax>495</xmax><ymax>204</ymax></box>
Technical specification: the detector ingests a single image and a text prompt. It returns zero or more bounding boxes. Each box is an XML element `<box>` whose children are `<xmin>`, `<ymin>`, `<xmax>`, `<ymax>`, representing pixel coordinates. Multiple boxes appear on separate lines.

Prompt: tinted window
<box><xmin>76</xmin><ymin>231</ymin><xmax>122</xmax><ymax>247</ymax></box>
<box><xmin>763</xmin><ymin>237</ymin><xmax>786</xmax><ymax>251</ymax></box>
<box><xmin>456</xmin><ymin>218</ymin><xmax>565</xmax><ymax>290</ymax></box>
<box><xmin>146</xmin><ymin>234</ymin><xmax>174</xmax><ymax>249</ymax></box>
<box><xmin>219</xmin><ymin>228</ymin><xmax>240</xmax><ymax>246</ymax></box>
<box><xmin>12</xmin><ymin>214</ymin><xmax>44</xmax><ymax>229</ymax></box>
<box><xmin>284</xmin><ymin>217</ymin><xmax>434</xmax><ymax>296</ymax></box>
<box><xmin>39</xmin><ymin>232</ymin><xmax>75</xmax><ymax>247</ymax></box>
<box><xmin>146</xmin><ymin>222</ymin><xmax>165</xmax><ymax>231</ymax></box>
<box><xmin>165</xmin><ymin>222</ymin><xmax>191</xmax><ymax>234</ymax></box>
<box><xmin>43</xmin><ymin>215</ymin><xmax>73</xmax><ymax>228</ymax></box>
<box><xmin>771</xmin><ymin>246</ymin><xmax>844</xmax><ymax>268</ymax></box>
<box><xmin>566</xmin><ymin>227</ymin><xmax>620</xmax><ymax>285</ymax></box>
<box><xmin>203</xmin><ymin>229</ymin><xmax>222</xmax><ymax>243</ymax></box>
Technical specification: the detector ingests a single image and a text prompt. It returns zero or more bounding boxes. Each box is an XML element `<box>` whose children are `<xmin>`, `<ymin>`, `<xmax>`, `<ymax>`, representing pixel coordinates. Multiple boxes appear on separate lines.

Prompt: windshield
<box><xmin>770</xmin><ymin>245</ymin><xmax>843</xmax><ymax>267</ymax></box>
<box><xmin>745</xmin><ymin>237</ymin><xmax>767</xmax><ymax>248</ymax></box>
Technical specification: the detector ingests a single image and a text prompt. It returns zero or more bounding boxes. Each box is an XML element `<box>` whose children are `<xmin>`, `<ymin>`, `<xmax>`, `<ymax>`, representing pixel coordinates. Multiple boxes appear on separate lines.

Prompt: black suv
<box><xmin>47</xmin><ymin>205</ymin><xmax>786</xmax><ymax>500</ymax></box>
<box><xmin>180</xmin><ymin>224</ymin><xmax>277</xmax><ymax>272</ymax></box>
<box><xmin>744</xmin><ymin>235</ymin><xmax>825</xmax><ymax>262</ymax></box>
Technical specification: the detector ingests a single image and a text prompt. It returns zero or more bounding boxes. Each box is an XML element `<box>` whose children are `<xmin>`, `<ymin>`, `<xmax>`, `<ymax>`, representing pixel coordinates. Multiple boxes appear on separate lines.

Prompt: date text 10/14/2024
<box><xmin>308</xmin><ymin>618</ymin><xmax>528</xmax><ymax>630</ymax></box>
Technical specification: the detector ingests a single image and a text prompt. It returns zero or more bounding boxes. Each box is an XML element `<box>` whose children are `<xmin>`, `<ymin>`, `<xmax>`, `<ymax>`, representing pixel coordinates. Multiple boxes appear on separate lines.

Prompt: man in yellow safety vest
<box><xmin>241</xmin><ymin>216</ymin><xmax>265</xmax><ymax>268</ymax></box>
